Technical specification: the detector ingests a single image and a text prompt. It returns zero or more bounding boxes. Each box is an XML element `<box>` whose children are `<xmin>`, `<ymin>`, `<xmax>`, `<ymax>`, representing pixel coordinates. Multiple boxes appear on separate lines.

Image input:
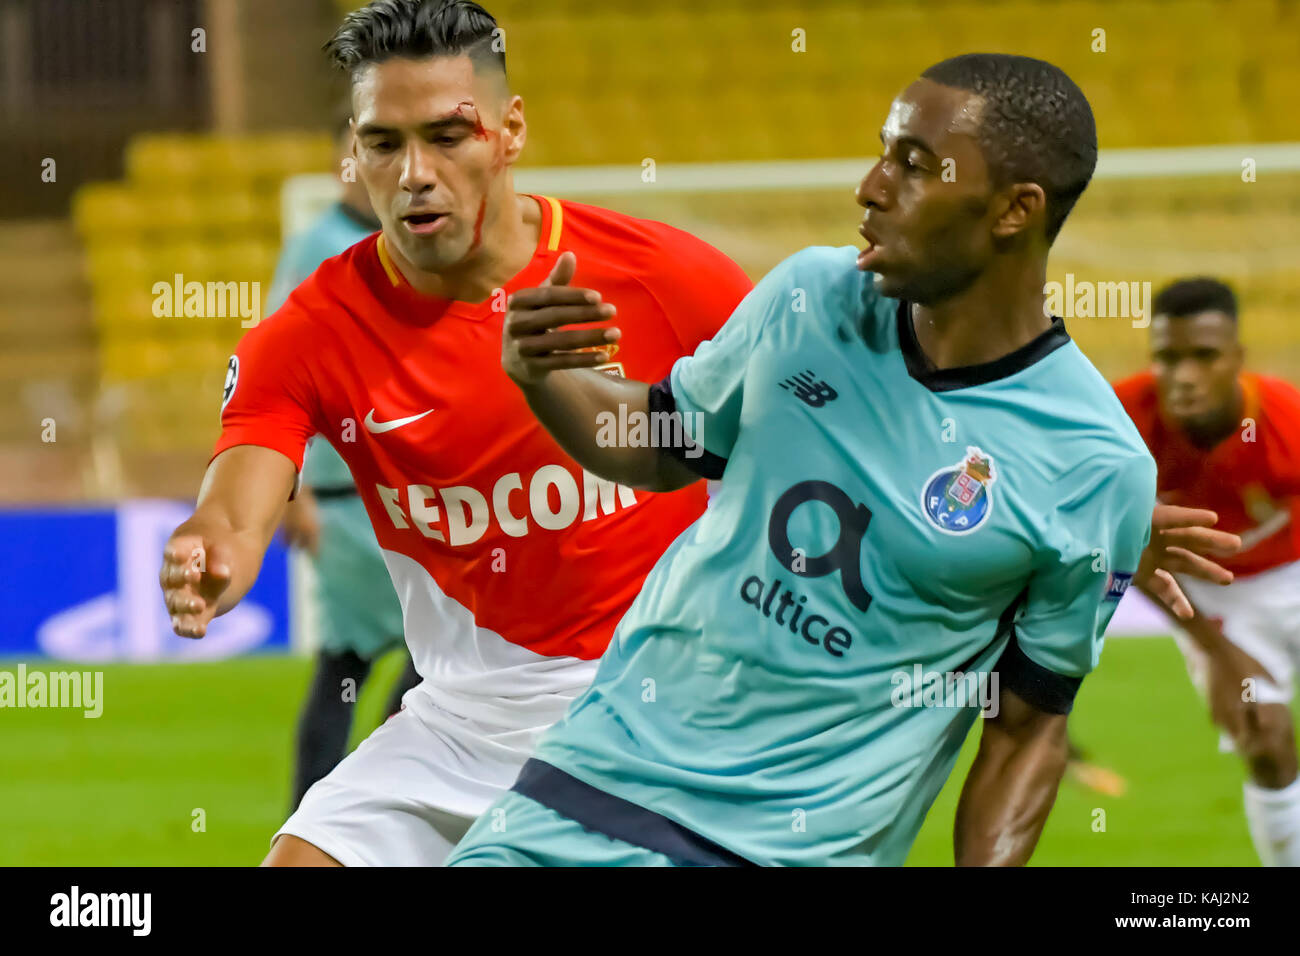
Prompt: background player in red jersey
<box><xmin>1115</xmin><ymin>277</ymin><xmax>1300</xmax><ymax>866</ymax></box>
<box><xmin>157</xmin><ymin>0</ymin><xmax>752</xmax><ymax>866</ymax></box>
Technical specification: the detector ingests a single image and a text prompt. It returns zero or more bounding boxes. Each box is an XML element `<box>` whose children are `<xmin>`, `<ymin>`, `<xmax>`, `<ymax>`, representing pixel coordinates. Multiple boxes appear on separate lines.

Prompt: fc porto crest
<box><xmin>921</xmin><ymin>446</ymin><xmax>997</xmax><ymax>535</ymax></box>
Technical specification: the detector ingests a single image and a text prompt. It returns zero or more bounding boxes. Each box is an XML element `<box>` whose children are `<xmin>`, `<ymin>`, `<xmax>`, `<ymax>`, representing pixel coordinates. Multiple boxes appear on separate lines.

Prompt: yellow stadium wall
<box><xmin>51</xmin><ymin>0</ymin><xmax>1300</xmax><ymax>495</ymax></box>
<box><xmin>318</xmin><ymin>0</ymin><xmax>1300</xmax><ymax>166</ymax></box>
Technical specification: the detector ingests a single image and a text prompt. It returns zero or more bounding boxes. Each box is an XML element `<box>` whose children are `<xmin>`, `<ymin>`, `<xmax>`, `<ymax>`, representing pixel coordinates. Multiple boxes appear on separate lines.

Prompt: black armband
<box><xmin>993</xmin><ymin>629</ymin><xmax>1084</xmax><ymax>715</ymax></box>
<box><xmin>647</xmin><ymin>375</ymin><xmax>728</xmax><ymax>481</ymax></box>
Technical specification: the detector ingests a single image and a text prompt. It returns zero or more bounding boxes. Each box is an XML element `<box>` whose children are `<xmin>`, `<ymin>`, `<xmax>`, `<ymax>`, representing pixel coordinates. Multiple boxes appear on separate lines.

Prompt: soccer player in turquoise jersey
<box><xmin>447</xmin><ymin>54</ymin><xmax>1239</xmax><ymax>866</ymax></box>
<box><xmin>266</xmin><ymin>111</ymin><xmax>418</xmax><ymax>810</ymax></box>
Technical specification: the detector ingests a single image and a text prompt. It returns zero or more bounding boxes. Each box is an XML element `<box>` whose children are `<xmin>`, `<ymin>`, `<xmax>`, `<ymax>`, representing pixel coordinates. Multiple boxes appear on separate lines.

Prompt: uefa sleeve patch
<box><xmin>1104</xmin><ymin>571</ymin><xmax>1134</xmax><ymax>601</ymax></box>
<box><xmin>221</xmin><ymin>355</ymin><xmax>239</xmax><ymax>414</ymax></box>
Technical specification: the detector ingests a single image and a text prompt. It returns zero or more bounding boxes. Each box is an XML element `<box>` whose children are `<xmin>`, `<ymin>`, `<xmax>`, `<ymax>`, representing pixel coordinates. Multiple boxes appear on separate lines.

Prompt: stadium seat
<box><xmin>72</xmin><ymin>0</ymin><xmax>1300</xmax><ymax>465</ymax></box>
<box><xmin>72</xmin><ymin>184</ymin><xmax>144</xmax><ymax>240</ymax></box>
<box><xmin>125</xmin><ymin>135</ymin><xmax>204</xmax><ymax>190</ymax></box>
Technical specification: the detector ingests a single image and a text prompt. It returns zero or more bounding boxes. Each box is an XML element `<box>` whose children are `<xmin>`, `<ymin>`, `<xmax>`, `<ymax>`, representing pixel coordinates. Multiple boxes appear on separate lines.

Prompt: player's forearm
<box><xmin>519</xmin><ymin>370</ymin><xmax>697</xmax><ymax>491</ymax></box>
<box><xmin>953</xmin><ymin>717</ymin><xmax>1069</xmax><ymax>866</ymax></box>
<box><xmin>172</xmin><ymin>510</ymin><xmax>271</xmax><ymax>615</ymax></box>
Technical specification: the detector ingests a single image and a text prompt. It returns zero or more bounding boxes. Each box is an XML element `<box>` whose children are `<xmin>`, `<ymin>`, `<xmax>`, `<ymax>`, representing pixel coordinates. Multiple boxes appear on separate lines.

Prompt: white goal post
<box><xmin>283</xmin><ymin>141</ymin><xmax>1300</xmax><ymax>236</ymax></box>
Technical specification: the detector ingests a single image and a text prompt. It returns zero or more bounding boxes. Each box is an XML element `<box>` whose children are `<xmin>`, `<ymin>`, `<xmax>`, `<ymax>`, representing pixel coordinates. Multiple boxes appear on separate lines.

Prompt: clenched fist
<box><xmin>502</xmin><ymin>251</ymin><xmax>621</xmax><ymax>386</ymax></box>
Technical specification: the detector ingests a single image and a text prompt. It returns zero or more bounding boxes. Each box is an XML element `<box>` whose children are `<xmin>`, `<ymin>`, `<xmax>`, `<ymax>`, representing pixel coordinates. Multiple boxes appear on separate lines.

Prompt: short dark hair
<box><xmin>325</xmin><ymin>0</ymin><xmax>505</xmax><ymax>83</ymax></box>
<box><xmin>921</xmin><ymin>53</ymin><xmax>1097</xmax><ymax>243</ymax></box>
<box><xmin>1153</xmin><ymin>277</ymin><xmax>1239</xmax><ymax>322</ymax></box>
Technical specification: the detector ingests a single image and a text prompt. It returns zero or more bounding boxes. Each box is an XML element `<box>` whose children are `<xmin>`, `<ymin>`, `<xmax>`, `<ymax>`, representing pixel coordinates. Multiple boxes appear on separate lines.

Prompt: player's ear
<box><xmin>501</xmin><ymin>94</ymin><xmax>526</xmax><ymax>165</ymax></box>
<box><xmin>991</xmin><ymin>181</ymin><xmax>1046</xmax><ymax>242</ymax></box>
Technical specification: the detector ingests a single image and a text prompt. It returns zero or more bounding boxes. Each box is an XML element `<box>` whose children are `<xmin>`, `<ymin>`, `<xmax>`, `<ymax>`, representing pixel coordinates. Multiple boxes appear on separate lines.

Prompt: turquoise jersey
<box><xmin>267</xmin><ymin>202</ymin><xmax>376</xmax><ymax>490</ymax></box>
<box><xmin>527</xmin><ymin>245</ymin><xmax>1157</xmax><ymax>866</ymax></box>
<box><xmin>268</xmin><ymin>202</ymin><xmax>401</xmax><ymax>658</ymax></box>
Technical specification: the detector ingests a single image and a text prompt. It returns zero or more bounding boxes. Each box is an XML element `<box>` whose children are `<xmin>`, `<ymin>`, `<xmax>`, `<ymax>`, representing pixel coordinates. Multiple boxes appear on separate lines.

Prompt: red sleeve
<box><xmin>1112</xmin><ymin>371</ymin><xmax>1157</xmax><ymax>438</ymax></box>
<box><xmin>1259</xmin><ymin>376</ymin><xmax>1300</xmax><ymax>496</ymax></box>
<box><xmin>211</xmin><ymin>305</ymin><xmax>321</xmax><ymax>475</ymax></box>
<box><xmin>643</xmin><ymin>223</ymin><xmax>754</xmax><ymax>352</ymax></box>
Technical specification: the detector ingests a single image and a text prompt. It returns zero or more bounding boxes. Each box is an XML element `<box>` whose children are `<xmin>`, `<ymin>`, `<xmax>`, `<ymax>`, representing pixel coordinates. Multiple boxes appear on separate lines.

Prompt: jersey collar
<box><xmin>366</xmin><ymin>193</ymin><xmax>562</xmax><ymax>324</ymax></box>
<box><xmin>896</xmin><ymin>300</ymin><xmax>1072</xmax><ymax>392</ymax></box>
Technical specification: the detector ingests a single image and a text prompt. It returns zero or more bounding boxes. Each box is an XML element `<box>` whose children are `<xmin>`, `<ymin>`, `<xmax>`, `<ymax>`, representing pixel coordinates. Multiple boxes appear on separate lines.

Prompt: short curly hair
<box><xmin>921</xmin><ymin>53</ymin><xmax>1097</xmax><ymax>243</ymax></box>
<box><xmin>1153</xmin><ymin>277</ymin><xmax>1239</xmax><ymax>322</ymax></box>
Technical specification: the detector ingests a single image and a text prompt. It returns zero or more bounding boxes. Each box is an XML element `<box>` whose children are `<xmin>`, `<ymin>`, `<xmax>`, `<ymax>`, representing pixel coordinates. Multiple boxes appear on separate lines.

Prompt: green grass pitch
<box><xmin>0</xmin><ymin>638</ymin><xmax>1270</xmax><ymax>865</ymax></box>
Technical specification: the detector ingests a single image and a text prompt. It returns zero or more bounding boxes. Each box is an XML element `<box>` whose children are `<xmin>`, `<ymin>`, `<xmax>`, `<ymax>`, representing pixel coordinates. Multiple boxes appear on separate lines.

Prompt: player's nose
<box><xmin>855</xmin><ymin>161</ymin><xmax>889</xmax><ymax>210</ymax></box>
<box><xmin>399</xmin><ymin>140</ymin><xmax>439</xmax><ymax>194</ymax></box>
<box><xmin>1172</xmin><ymin>359</ymin><xmax>1204</xmax><ymax>385</ymax></box>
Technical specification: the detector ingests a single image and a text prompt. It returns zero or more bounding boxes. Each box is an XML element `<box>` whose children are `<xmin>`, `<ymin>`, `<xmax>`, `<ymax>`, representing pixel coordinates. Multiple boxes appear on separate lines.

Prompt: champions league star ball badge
<box><xmin>921</xmin><ymin>446</ymin><xmax>997</xmax><ymax>535</ymax></box>
<box><xmin>221</xmin><ymin>355</ymin><xmax>239</xmax><ymax>414</ymax></box>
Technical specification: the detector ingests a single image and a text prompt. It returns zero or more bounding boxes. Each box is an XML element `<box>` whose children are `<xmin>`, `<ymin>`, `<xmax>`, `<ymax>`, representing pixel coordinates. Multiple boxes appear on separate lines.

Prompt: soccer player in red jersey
<box><xmin>1115</xmin><ymin>277</ymin><xmax>1300</xmax><ymax>866</ymax></box>
<box><xmin>157</xmin><ymin>0</ymin><xmax>751</xmax><ymax>866</ymax></box>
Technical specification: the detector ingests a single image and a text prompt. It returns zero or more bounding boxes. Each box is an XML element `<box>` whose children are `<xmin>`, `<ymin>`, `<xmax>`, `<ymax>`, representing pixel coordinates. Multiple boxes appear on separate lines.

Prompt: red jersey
<box><xmin>216</xmin><ymin>194</ymin><xmax>752</xmax><ymax>725</ymax></box>
<box><xmin>1114</xmin><ymin>370</ymin><xmax>1300</xmax><ymax>577</ymax></box>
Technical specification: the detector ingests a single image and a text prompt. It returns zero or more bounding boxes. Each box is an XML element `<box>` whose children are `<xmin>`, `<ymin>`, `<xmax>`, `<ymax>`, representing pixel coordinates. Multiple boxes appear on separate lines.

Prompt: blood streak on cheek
<box><xmin>452</xmin><ymin>100</ymin><xmax>497</xmax><ymax>252</ymax></box>
<box><xmin>469</xmin><ymin>196</ymin><xmax>487</xmax><ymax>252</ymax></box>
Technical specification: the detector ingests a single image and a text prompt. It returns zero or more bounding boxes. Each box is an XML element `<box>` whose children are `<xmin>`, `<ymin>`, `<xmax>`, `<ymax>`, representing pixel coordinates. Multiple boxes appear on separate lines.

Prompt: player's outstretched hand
<box><xmin>502</xmin><ymin>251</ymin><xmax>621</xmax><ymax>386</ymax></box>
<box><xmin>1137</xmin><ymin>504</ymin><xmax>1242</xmax><ymax>619</ymax></box>
<box><xmin>159</xmin><ymin>530</ymin><xmax>233</xmax><ymax>638</ymax></box>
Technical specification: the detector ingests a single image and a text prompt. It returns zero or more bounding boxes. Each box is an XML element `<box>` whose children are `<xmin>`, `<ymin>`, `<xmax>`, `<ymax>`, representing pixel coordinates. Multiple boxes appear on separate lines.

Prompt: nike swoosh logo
<box><xmin>363</xmin><ymin>408</ymin><xmax>435</xmax><ymax>434</ymax></box>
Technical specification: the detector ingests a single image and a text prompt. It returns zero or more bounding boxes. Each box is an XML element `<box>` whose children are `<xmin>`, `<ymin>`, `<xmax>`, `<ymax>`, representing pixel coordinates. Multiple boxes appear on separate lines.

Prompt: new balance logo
<box><xmin>779</xmin><ymin>370</ymin><xmax>838</xmax><ymax>407</ymax></box>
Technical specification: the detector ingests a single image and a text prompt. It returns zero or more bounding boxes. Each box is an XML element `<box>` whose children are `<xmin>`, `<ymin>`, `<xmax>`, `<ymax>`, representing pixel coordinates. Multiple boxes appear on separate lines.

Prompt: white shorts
<box><xmin>275</xmin><ymin>682</ymin><xmax>548</xmax><ymax>866</ymax></box>
<box><xmin>1174</xmin><ymin>559</ymin><xmax>1300</xmax><ymax>750</ymax></box>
